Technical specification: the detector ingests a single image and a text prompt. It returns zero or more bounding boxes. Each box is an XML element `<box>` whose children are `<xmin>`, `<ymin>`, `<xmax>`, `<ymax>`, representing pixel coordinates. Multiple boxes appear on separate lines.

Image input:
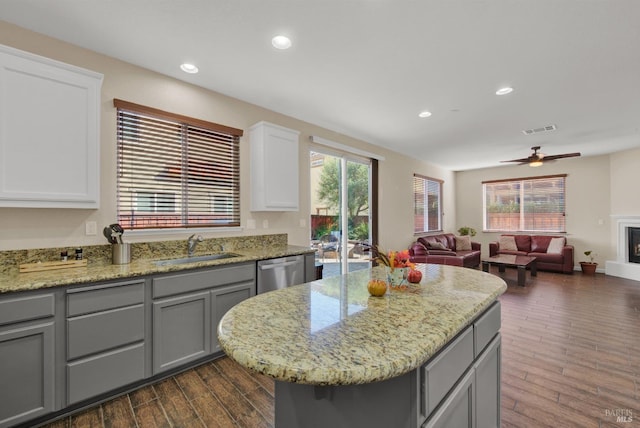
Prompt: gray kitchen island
<box><xmin>218</xmin><ymin>263</ymin><xmax>507</xmax><ymax>428</ymax></box>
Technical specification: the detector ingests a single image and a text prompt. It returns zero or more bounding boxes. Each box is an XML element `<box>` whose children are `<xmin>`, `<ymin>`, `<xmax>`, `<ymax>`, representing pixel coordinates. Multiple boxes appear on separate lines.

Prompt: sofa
<box><xmin>409</xmin><ymin>233</ymin><xmax>481</xmax><ymax>268</ymax></box>
<box><xmin>489</xmin><ymin>234</ymin><xmax>574</xmax><ymax>274</ymax></box>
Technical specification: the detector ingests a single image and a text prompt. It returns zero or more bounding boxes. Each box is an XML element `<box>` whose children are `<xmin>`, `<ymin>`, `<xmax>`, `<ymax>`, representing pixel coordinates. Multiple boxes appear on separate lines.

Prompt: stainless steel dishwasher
<box><xmin>257</xmin><ymin>255</ymin><xmax>305</xmax><ymax>294</ymax></box>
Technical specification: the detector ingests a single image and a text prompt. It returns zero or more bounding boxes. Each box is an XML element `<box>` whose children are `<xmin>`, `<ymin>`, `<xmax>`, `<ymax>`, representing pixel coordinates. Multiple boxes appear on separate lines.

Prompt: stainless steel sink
<box><xmin>153</xmin><ymin>253</ymin><xmax>241</xmax><ymax>266</ymax></box>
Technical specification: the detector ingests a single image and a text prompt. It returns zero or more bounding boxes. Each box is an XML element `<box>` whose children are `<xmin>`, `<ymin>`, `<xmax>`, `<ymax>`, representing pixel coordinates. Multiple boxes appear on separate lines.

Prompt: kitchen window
<box><xmin>483</xmin><ymin>174</ymin><xmax>566</xmax><ymax>232</ymax></box>
<box><xmin>114</xmin><ymin>99</ymin><xmax>243</xmax><ymax>230</ymax></box>
<box><xmin>413</xmin><ymin>174</ymin><xmax>443</xmax><ymax>234</ymax></box>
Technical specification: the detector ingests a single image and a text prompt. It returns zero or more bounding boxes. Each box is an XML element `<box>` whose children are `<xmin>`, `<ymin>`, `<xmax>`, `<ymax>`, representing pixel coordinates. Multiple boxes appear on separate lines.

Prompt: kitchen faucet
<box><xmin>187</xmin><ymin>234</ymin><xmax>204</xmax><ymax>256</ymax></box>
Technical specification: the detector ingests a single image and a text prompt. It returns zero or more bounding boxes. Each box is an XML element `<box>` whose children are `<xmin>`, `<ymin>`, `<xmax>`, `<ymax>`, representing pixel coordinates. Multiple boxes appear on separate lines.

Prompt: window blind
<box><xmin>483</xmin><ymin>174</ymin><xmax>566</xmax><ymax>232</ymax></box>
<box><xmin>114</xmin><ymin>100</ymin><xmax>242</xmax><ymax>230</ymax></box>
<box><xmin>413</xmin><ymin>174</ymin><xmax>443</xmax><ymax>234</ymax></box>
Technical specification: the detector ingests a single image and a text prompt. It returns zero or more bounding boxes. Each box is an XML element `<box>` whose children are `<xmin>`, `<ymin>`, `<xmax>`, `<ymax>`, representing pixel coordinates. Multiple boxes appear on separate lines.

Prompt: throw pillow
<box><xmin>455</xmin><ymin>235</ymin><xmax>472</xmax><ymax>251</ymax></box>
<box><xmin>428</xmin><ymin>241</ymin><xmax>448</xmax><ymax>251</ymax></box>
<box><xmin>547</xmin><ymin>237</ymin><xmax>566</xmax><ymax>254</ymax></box>
<box><xmin>499</xmin><ymin>235</ymin><xmax>518</xmax><ymax>251</ymax></box>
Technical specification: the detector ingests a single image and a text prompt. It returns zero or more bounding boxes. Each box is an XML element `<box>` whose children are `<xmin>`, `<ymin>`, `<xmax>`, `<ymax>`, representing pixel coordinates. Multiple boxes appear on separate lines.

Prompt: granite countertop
<box><xmin>218</xmin><ymin>264</ymin><xmax>507</xmax><ymax>386</ymax></box>
<box><xmin>0</xmin><ymin>244</ymin><xmax>314</xmax><ymax>294</ymax></box>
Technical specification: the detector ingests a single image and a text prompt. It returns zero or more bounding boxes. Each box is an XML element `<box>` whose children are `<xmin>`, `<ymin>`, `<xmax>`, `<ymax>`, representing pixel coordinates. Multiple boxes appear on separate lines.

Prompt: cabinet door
<box><xmin>423</xmin><ymin>368</ymin><xmax>475</xmax><ymax>428</ymax></box>
<box><xmin>211</xmin><ymin>281</ymin><xmax>255</xmax><ymax>353</ymax></box>
<box><xmin>249</xmin><ymin>121</ymin><xmax>300</xmax><ymax>211</ymax></box>
<box><xmin>0</xmin><ymin>44</ymin><xmax>102</xmax><ymax>208</ymax></box>
<box><xmin>475</xmin><ymin>334</ymin><xmax>501</xmax><ymax>428</ymax></box>
<box><xmin>0</xmin><ymin>322</ymin><xmax>55</xmax><ymax>428</ymax></box>
<box><xmin>152</xmin><ymin>291</ymin><xmax>211</xmax><ymax>374</ymax></box>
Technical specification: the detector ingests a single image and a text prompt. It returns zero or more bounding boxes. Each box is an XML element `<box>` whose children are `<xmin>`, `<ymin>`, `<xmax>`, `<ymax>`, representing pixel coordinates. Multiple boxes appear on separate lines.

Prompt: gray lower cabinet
<box><xmin>0</xmin><ymin>257</ymin><xmax>294</xmax><ymax>427</ymax></box>
<box><xmin>421</xmin><ymin>301</ymin><xmax>501</xmax><ymax>428</ymax></box>
<box><xmin>423</xmin><ymin>367</ymin><xmax>475</xmax><ymax>428</ymax></box>
<box><xmin>211</xmin><ymin>282</ymin><xmax>254</xmax><ymax>353</ymax></box>
<box><xmin>65</xmin><ymin>279</ymin><xmax>146</xmax><ymax>405</ymax></box>
<box><xmin>152</xmin><ymin>291</ymin><xmax>212</xmax><ymax>373</ymax></box>
<box><xmin>474</xmin><ymin>334</ymin><xmax>501</xmax><ymax>428</ymax></box>
<box><xmin>0</xmin><ymin>292</ymin><xmax>56</xmax><ymax>428</ymax></box>
<box><xmin>423</xmin><ymin>334</ymin><xmax>501</xmax><ymax>428</ymax></box>
<box><xmin>151</xmin><ymin>263</ymin><xmax>256</xmax><ymax>375</ymax></box>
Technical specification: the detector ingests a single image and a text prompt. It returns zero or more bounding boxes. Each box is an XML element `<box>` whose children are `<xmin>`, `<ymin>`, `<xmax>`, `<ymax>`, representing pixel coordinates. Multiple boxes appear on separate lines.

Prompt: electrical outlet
<box><xmin>263</xmin><ymin>219</ymin><xmax>269</xmax><ymax>229</ymax></box>
<box><xmin>85</xmin><ymin>221</ymin><xmax>97</xmax><ymax>235</ymax></box>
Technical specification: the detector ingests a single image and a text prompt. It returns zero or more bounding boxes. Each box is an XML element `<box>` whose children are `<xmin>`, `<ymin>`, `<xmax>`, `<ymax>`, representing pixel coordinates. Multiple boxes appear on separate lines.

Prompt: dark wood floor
<box><xmin>41</xmin><ymin>269</ymin><xmax>640</xmax><ymax>428</ymax></box>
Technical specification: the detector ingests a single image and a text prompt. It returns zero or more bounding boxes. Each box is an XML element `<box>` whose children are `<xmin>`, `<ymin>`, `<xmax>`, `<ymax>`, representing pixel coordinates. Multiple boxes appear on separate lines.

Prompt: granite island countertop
<box><xmin>218</xmin><ymin>263</ymin><xmax>507</xmax><ymax>386</ymax></box>
<box><xmin>0</xmin><ymin>244</ymin><xmax>314</xmax><ymax>294</ymax></box>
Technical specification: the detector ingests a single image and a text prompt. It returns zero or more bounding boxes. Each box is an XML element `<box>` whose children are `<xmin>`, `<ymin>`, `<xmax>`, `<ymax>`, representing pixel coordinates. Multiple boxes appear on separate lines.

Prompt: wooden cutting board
<box><xmin>19</xmin><ymin>259</ymin><xmax>88</xmax><ymax>273</ymax></box>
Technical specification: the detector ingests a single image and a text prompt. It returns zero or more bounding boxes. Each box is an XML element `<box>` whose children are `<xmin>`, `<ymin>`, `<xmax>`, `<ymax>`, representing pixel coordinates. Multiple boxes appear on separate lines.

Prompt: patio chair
<box><xmin>318</xmin><ymin>234</ymin><xmax>340</xmax><ymax>260</ymax></box>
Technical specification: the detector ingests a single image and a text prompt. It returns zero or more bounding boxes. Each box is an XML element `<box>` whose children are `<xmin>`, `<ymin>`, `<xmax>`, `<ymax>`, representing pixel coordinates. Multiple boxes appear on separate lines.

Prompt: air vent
<box><xmin>522</xmin><ymin>124</ymin><xmax>557</xmax><ymax>135</ymax></box>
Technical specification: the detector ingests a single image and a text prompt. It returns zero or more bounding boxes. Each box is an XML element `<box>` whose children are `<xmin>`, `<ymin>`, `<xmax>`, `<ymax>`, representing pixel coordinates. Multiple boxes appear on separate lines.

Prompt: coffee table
<box><xmin>482</xmin><ymin>254</ymin><xmax>537</xmax><ymax>287</ymax></box>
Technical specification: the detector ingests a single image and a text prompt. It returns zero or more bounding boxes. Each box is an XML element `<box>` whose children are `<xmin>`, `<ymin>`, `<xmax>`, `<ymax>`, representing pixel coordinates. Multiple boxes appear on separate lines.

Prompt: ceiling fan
<box><xmin>501</xmin><ymin>146</ymin><xmax>581</xmax><ymax>167</ymax></box>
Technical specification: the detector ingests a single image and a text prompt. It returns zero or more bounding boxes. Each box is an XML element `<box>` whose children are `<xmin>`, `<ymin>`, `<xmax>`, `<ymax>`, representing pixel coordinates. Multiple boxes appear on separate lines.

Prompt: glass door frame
<box><xmin>310</xmin><ymin>147</ymin><xmax>378</xmax><ymax>277</ymax></box>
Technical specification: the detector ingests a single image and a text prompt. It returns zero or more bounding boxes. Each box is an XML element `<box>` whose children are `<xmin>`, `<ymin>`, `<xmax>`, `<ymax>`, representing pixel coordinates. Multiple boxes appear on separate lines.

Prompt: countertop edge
<box><xmin>0</xmin><ymin>245</ymin><xmax>315</xmax><ymax>294</ymax></box>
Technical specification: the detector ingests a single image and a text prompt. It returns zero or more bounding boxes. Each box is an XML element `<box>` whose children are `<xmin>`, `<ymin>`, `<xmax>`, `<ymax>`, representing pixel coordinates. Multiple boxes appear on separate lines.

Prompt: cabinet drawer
<box><xmin>67</xmin><ymin>304</ymin><xmax>144</xmax><ymax>360</ymax></box>
<box><xmin>474</xmin><ymin>301</ymin><xmax>501</xmax><ymax>357</ymax></box>
<box><xmin>67</xmin><ymin>343</ymin><xmax>144</xmax><ymax>404</ymax></box>
<box><xmin>421</xmin><ymin>326</ymin><xmax>474</xmax><ymax>416</ymax></box>
<box><xmin>152</xmin><ymin>263</ymin><xmax>255</xmax><ymax>298</ymax></box>
<box><xmin>0</xmin><ymin>293</ymin><xmax>55</xmax><ymax>326</ymax></box>
<box><xmin>67</xmin><ymin>280</ymin><xmax>144</xmax><ymax>316</ymax></box>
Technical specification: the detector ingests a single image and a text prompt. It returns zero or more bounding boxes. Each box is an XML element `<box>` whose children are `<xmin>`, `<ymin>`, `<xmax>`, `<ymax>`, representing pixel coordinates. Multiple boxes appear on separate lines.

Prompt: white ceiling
<box><xmin>2</xmin><ymin>0</ymin><xmax>640</xmax><ymax>171</ymax></box>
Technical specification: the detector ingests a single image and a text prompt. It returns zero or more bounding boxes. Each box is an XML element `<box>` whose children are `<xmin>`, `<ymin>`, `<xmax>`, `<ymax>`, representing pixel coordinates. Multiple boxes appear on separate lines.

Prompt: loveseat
<box><xmin>489</xmin><ymin>234</ymin><xmax>574</xmax><ymax>274</ymax></box>
<box><xmin>409</xmin><ymin>233</ymin><xmax>481</xmax><ymax>268</ymax></box>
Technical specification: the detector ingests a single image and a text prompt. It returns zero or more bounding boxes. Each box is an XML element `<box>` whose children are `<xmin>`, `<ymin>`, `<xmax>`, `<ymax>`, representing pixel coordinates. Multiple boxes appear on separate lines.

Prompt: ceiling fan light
<box><xmin>529</xmin><ymin>160</ymin><xmax>543</xmax><ymax>167</ymax></box>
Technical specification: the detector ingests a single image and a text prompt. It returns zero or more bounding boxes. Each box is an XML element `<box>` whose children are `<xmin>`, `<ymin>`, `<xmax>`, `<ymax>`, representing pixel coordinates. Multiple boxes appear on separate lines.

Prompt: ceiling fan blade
<box><xmin>541</xmin><ymin>152</ymin><xmax>581</xmax><ymax>161</ymax></box>
<box><xmin>500</xmin><ymin>157</ymin><xmax>532</xmax><ymax>163</ymax></box>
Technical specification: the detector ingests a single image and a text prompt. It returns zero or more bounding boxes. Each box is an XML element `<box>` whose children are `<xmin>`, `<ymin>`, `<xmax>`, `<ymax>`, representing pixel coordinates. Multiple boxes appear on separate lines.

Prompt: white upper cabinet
<box><xmin>249</xmin><ymin>121</ymin><xmax>300</xmax><ymax>211</ymax></box>
<box><xmin>0</xmin><ymin>44</ymin><xmax>103</xmax><ymax>208</ymax></box>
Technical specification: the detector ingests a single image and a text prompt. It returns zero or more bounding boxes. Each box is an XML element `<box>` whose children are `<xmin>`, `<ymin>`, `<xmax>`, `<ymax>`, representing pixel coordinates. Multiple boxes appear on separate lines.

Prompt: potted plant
<box><xmin>457</xmin><ymin>226</ymin><xmax>477</xmax><ymax>237</ymax></box>
<box><xmin>580</xmin><ymin>250</ymin><xmax>597</xmax><ymax>275</ymax></box>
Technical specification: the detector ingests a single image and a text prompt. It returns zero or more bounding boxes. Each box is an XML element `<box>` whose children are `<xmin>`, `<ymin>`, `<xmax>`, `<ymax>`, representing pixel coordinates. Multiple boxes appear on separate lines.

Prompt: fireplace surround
<box><xmin>606</xmin><ymin>216</ymin><xmax>640</xmax><ymax>281</ymax></box>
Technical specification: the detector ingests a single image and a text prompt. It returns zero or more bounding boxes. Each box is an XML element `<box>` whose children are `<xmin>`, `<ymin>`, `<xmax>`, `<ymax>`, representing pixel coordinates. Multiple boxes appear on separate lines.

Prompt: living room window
<box><xmin>413</xmin><ymin>174</ymin><xmax>442</xmax><ymax>234</ymax></box>
<box><xmin>114</xmin><ymin>99</ymin><xmax>243</xmax><ymax>230</ymax></box>
<box><xmin>483</xmin><ymin>174</ymin><xmax>566</xmax><ymax>232</ymax></box>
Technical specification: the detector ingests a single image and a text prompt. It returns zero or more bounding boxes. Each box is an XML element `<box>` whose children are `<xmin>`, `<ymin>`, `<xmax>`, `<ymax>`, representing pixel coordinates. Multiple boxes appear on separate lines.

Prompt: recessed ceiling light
<box><xmin>418</xmin><ymin>111</ymin><xmax>432</xmax><ymax>118</ymax></box>
<box><xmin>272</xmin><ymin>35</ymin><xmax>292</xmax><ymax>50</ymax></box>
<box><xmin>496</xmin><ymin>87</ymin><xmax>513</xmax><ymax>95</ymax></box>
<box><xmin>180</xmin><ymin>63</ymin><xmax>199</xmax><ymax>74</ymax></box>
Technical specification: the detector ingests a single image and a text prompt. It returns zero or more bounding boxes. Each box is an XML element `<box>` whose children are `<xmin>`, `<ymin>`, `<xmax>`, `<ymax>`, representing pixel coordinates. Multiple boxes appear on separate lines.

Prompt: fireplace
<box><xmin>629</xmin><ymin>227</ymin><xmax>640</xmax><ymax>264</ymax></box>
<box><xmin>606</xmin><ymin>215</ymin><xmax>640</xmax><ymax>281</ymax></box>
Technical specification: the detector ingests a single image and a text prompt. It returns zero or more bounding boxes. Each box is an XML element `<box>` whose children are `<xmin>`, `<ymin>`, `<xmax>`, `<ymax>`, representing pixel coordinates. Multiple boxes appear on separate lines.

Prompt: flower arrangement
<box><xmin>371</xmin><ymin>245</ymin><xmax>415</xmax><ymax>271</ymax></box>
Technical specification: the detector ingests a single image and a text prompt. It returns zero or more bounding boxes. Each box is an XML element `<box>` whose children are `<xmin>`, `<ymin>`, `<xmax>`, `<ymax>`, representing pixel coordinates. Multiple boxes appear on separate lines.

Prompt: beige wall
<box><xmin>608</xmin><ymin>147</ymin><xmax>640</xmax><ymax>254</ymax></box>
<box><xmin>456</xmin><ymin>154</ymin><xmax>613</xmax><ymax>267</ymax></box>
<box><xmin>0</xmin><ymin>21</ymin><xmax>450</xmax><ymax>252</ymax></box>
<box><xmin>610</xmin><ymin>147</ymin><xmax>640</xmax><ymax>215</ymax></box>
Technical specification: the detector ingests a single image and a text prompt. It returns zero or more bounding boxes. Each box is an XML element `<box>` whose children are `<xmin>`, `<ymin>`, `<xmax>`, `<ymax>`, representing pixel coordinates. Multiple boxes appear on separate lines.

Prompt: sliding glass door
<box><xmin>310</xmin><ymin>150</ymin><xmax>372</xmax><ymax>277</ymax></box>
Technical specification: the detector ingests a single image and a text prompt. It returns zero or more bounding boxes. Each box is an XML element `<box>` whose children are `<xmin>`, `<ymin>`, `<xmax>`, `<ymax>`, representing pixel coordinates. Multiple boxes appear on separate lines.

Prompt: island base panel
<box><xmin>275</xmin><ymin>373</ymin><xmax>417</xmax><ymax>428</ymax></box>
